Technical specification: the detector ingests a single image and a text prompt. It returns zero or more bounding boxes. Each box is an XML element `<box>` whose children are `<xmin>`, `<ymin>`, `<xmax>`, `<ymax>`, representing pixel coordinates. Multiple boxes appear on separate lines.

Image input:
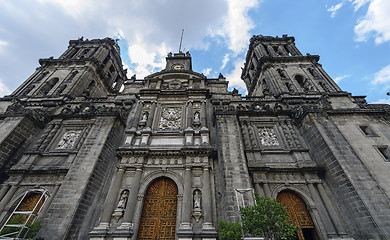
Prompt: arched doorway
<box><xmin>277</xmin><ymin>190</ymin><xmax>319</xmax><ymax>240</ymax></box>
<box><xmin>137</xmin><ymin>177</ymin><xmax>178</xmax><ymax>240</ymax></box>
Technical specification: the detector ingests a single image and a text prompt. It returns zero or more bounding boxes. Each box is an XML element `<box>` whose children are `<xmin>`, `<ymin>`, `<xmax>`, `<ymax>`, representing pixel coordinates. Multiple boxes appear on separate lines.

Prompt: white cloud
<box><xmin>0</xmin><ymin>0</ymin><xmax>234</xmax><ymax>91</ymax></box>
<box><xmin>122</xmin><ymin>60</ymin><xmax>134</xmax><ymax>79</ymax></box>
<box><xmin>221</xmin><ymin>53</ymin><xmax>230</xmax><ymax>70</ymax></box>
<box><xmin>328</xmin><ymin>2</ymin><xmax>344</xmax><ymax>18</ymax></box>
<box><xmin>0</xmin><ymin>78</ymin><xmax>11</xmax><ymax>97</ymax></box>
<box><xmin>226</xmin><ymin>58</ymin><xmax>247</xmax><ymax>92</ymax></box>
<box><xmin>221</xmin><ymin>0</ymin><xmax>259</xmax><ymax>55</ymax></box>
<box><xmin>202</xmin><ymin>68</ymin><xmax>212</xmax><ymax>76</ymax></box>
<box><xmin>371</xmin><ymin>98</ymin><xmax>390</xmax><ymax>104</ymax></box>
<box><xmin>354</xmin><ymin>0</ymin><xmax>390</xmax><ymax>43</ymax></box>
<box><xmin>127</xmin><ymin>36</ymin><xmax>168</xmax><ymax>78</ymax></box>
<box><xmin>372</xmin><ymin>64</ymin><xmax>390</xmax><ymax>84</ymax></box>
<box><xmin>333</xmin><ymin>74</ymin><xmax>351</xmax><ymax>83</ymax></box>
<box><xmin>350</xmin><ymin>0</ymin><xmax>372</xmax><ymax>11</ymax></box>
<box><xmin>0</xmin><ymin>40</ymin><xmax>8</xmax><ymax>54</ymax></box>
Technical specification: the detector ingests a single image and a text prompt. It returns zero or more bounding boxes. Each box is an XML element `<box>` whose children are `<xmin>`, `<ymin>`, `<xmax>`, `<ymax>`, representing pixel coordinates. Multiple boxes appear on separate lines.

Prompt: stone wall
<box><xmin>0</xmin><ymin>116</ymin><xmax>41</xmax><ymax>181</ymax></box>
<box><xmin>38</xmin><ymin>116</ymin><xmax>124</xmax><ymax>240</ymax></box>
<box><xmin>214</xmin><ymin>113</ymin><xmax>252</xmax><ymax>222</ymax></box>
<box><xmin>300</xmin><ymin>113</ymin><xmax>390</xmax><ymax>239</ymax></box>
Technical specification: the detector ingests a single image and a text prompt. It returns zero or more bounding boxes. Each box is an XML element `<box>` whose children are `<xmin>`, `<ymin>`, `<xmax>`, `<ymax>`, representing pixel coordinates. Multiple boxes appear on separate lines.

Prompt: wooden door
<box><xmin>277</xmin><ymin>190</ymin><xmax>319</xmax><ymax>240</ymax></box>
<box><xmin>137</xmin><ymin>177</ymin><xmax>178</xmax><ymax>240</ymax></box>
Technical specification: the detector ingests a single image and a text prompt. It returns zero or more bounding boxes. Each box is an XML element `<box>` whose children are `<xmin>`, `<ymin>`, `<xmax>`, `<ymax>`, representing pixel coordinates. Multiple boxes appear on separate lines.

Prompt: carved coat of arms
<box><xmin>259</xmin><ymin>127</ymin><xmax>279</xmax><ymax>146</ymax></box>
<box><xmin>159</xmin><ymin>107</ymin><xmax>182</xmax><ymax>130</ymax></box>
<box><xmin>56</xmin><ymin>130</ymin><xmax>82</xmax><ymax>149</ymax></box>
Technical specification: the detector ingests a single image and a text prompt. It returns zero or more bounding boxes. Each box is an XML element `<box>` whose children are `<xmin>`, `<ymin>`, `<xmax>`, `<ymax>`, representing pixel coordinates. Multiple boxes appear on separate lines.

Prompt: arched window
<box><xmin>294</xmin><ymin>75</ymin><xmax>306</xmax><ymax>91</ymax></box>
<box><xmin>0</xmin><ymin>190</ymin><xmax>48</xmax><ymax>239</ymax></box>
<box><xmin>37</xmin><ymin>77</ymin><xmax>59</xmax><ymax>96</ymax></box>
<box><xmin>277</xmin><ymin>190</ymin><xmax>319</xmax><ymax>240</ymax></box>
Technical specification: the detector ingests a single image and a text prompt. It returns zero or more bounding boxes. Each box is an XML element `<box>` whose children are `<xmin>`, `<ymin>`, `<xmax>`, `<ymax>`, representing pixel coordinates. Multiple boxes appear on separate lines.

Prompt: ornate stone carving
<box><xmin>139</xmin><ymin>111</ymin><xmax>148</xmax><ymax>126</ymax></box>
<box><xmin>193</xmin><ymin>111</ymin><xmax>201</xmax><ymax>127</ymax></box>
<box><xmin>56</xmin><ymin>130</ymin><xmax>82</xmax><ymax>149</ymax></box>
<box><xmin>259</xmin><ymin>127</ymin><xmax>279</xmax><ymax>146</ymax></box>
<box><xmin>159</xmin><ymin>107</ymin><xmax>182</xmax><ymax>130</ymax></box>
<box><xmin>193</xmin><ymin>189</ymin><xmax>202</xmax><ymax>222</ymax></box>
<box><xmin>113</xmin><ymin>189</ymin><xmax>129</xmax><ymax>221</ymax></box>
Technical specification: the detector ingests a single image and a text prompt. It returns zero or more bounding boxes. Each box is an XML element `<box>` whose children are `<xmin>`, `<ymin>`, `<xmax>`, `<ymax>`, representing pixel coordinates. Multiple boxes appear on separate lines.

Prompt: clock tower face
<box><xmin>172</xmin><ymin>64</ymin><xmax>184</xmax><ymax>70</ymax></box>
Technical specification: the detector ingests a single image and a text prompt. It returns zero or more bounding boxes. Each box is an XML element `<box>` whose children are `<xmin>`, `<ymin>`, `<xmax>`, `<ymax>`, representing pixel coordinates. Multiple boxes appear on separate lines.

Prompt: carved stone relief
<box><xmin>159</xmin><ymin>107</ymin><xmax>182</xmax><ymax>130</ymax></box>
<box><xmin>192</xmin><ymin>189</ymin><xmax>202</xmax><ymax>222</ymax></box>
<box><xmin>56</xmin><ymin>130</ymin><xmax>82</xmax><ymax>149</ymax></box>
<box><xmin>259</xmin><ymin>127</ymin><xmax>279</xmax><ymax>147</ymax></box>
<box><xmin>193</xmin><ymin>111</ymin><xmax>201</xmax><ymax>127</ymax></box>
<box><xmin>113</xmin><ymin>189</ymin><xmax>129</xmax><ymax>221</ymax></box>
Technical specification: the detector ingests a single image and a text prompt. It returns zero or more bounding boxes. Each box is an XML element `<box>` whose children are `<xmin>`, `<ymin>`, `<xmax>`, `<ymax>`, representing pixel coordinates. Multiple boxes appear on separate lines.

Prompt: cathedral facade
<box><xmin>0</xmin><ymin>35</ymin><xmax>390</xmax><ymax>240</ymax></box>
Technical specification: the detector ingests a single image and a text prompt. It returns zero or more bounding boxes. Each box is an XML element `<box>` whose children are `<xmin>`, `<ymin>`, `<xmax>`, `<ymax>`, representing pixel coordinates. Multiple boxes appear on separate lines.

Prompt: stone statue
<box><xmin>117</xmin><ymin>190</ymin><xmax>129</xmax><ymax>210</ymax></box>
<box><xmin>141</xmin><ymin>112</ymin><xmax>148</xmax><ymax>122</ymax></box>
<box><xmin>113</xmin><ymin>190</ymin><xmax>129</xmax><ymax>221</ymax></box>
<box><xmin>194</xmin><ymin>111</ymin><xmax>200</xmax><ymax>123</ymax></box>
<box><xmin>192</xmin><ymin>190</ymin><xmax>202</xmax><ymax>222</ymax></box>
<box><xmin>194</xmin><ymin>191</ymin><xmax>201</xmax><ymax>209</ymax></box>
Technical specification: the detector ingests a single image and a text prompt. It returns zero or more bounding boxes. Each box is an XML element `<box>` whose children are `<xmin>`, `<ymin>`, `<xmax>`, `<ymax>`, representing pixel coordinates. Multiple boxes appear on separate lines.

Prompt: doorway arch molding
<box><xmin>272</xmin><ymin>185</ymin><xmax>315</xmax><ymax>207</ymax></box>
<box><xmin>272</xmin><ymin>184</ymin><xmax>328</xmax><ymax>239</ymax></box>
<box><xmin>138</xmin><ymin>169</ymin><xmax>184</xmax><ymax>196</ymax></box>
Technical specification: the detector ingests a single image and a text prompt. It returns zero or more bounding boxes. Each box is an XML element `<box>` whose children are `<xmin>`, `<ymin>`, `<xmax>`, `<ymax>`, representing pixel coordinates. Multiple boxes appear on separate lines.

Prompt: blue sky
<box><xmin>0</xmin><ymin>0</ymin><xmax>389</xmax><ymax>103</ymax></box>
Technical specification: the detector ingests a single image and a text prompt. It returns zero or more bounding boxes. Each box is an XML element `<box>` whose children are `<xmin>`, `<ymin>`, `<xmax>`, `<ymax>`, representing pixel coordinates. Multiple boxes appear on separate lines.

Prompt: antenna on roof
<box><xmin>178</xmin><ymin>29</ymin><xmax>184</xmax><ymax>53</ymax></box>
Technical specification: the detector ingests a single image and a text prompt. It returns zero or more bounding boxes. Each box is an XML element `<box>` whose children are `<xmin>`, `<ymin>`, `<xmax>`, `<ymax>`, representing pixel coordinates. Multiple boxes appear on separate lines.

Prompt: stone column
<box><xmin>131</xmin><ymin>102</ymin><xmax>144</xmax><ymax>129</ymax></box>
<box><xmin>241</xmin><ymin>122</ymin><xmax>252</xmax><ymax>149</ymax></box>
<box><xmin>267</xmin><ymin>45</ymin><xmax>277</xmax><ymax>57</ymax></box>
<box><xmin>263</xmin><ymin>183</ymin><xmax>271</xmax><ymax>197</ymax></box>
<box><xmin>146</xmin><ymin>101</ymin><xmax>156</xmax><ymax>129</ymax></box>
<box><xmin>0</xmin><ymin>184</ymin><xmax>18</xmax><ymax>213</ymax></box>
<box><xmin>286</xmin><ymin>43</ymin><xmax>301</xmax><ymax>56</ymax></box>
<box><xmin>200</xmin><ymin>101</ymin><xmax>207</xmax><ymax>130</ymax></box>
<box><xmin>252</xmin><ymin>56</ymin><xmax>258</xmax><ymax>67</ymax></box>
<box><xmin>96</xmin><ymin>167</ymin><xmax>125</xmax><ymax>229</ymax></box>
<box><xmin>180</xmin><ymin>165</ymin><xmax>192</xmax><ymax>230</ymax></box>
<box><xmin>258</xmin><ymin>45</ymin><xmax>268</xmax><ymax>57</ymax></box>
<box><xmin>34</xmin><ymin>124</ymin><xmax>54</xmax><ymax>150</ymax></box>
<box><xmin>306</xmin><ymin>182</ymin><xmax>337</xmax><ymax>236</ymax></box>
<box><xmin>254</xmin><ymin>183</ymin><xmax>265</xmax><ymax>197</ymax></box>
<box><xmin>278</xmin><ymin>45</ymin><xmax>289</xmax><ymax>56</ymax></box>
<box><xmin>317</xmin><ymin>183</ymin><xmax>347</xmax><ymax>235</ymax></box>
<box><xmin>120</xmin><ymin>166</ymin><xmax>143</xmax><ymax>229</ymax></box>
<box><xmin>0</xmin><ymin>184</ymin><xmax>10</xmax><ymax>201</ymax></box>
<box><xmin>186</xmin><ymin>101</ymin><xmax>193</xmax><ymax>129</ymax></box>
<box><xmin>38</xmin><ymin>184</ymin><xmax>60</xmax><ymax>220</ymax></box>
<box><xmin>39</xmin><ymin>124</ymin><xmax>60</xmax><ymax>151</ymax></box>
<box><xmin>202</xmin><ymin>166</ymin><xmax>214</xmax><ymax>230</ymax></box>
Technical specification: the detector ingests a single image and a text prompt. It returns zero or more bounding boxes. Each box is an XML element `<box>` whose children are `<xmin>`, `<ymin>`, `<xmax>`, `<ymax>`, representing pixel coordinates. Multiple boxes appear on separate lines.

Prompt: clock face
<box><xmin>172</xmin><ymin>64</ymin><xmax>184</xmax><ymax>70</ymax></box>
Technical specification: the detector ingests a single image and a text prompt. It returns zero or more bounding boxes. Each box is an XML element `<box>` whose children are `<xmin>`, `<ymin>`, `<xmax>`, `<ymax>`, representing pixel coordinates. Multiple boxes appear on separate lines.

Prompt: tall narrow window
<box><xmin>37</xmin><ymin>77</ymin><xmax>59</xmax><ymax>96</ymax></box>
<box><xmin>0</xmin><ymin>190</ymin><xmax>48</xmax><ymax>239</ymax></box>
<box><xmin>79</xmin><ymin>48</ymin><xmax>90</xmax><ymax>58</ymax></box>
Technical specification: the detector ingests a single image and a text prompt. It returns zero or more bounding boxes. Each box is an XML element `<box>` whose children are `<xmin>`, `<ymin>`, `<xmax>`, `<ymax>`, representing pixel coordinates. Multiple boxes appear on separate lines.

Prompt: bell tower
<box><xmin>242</xmin><ymin>35</ymin><xmax>342</xmax><ymax>97</ymax></box>
<box><xmin>11</xmin><ymin>37</ymin><xmax>126</xmax><ymax>99</ymax></box>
